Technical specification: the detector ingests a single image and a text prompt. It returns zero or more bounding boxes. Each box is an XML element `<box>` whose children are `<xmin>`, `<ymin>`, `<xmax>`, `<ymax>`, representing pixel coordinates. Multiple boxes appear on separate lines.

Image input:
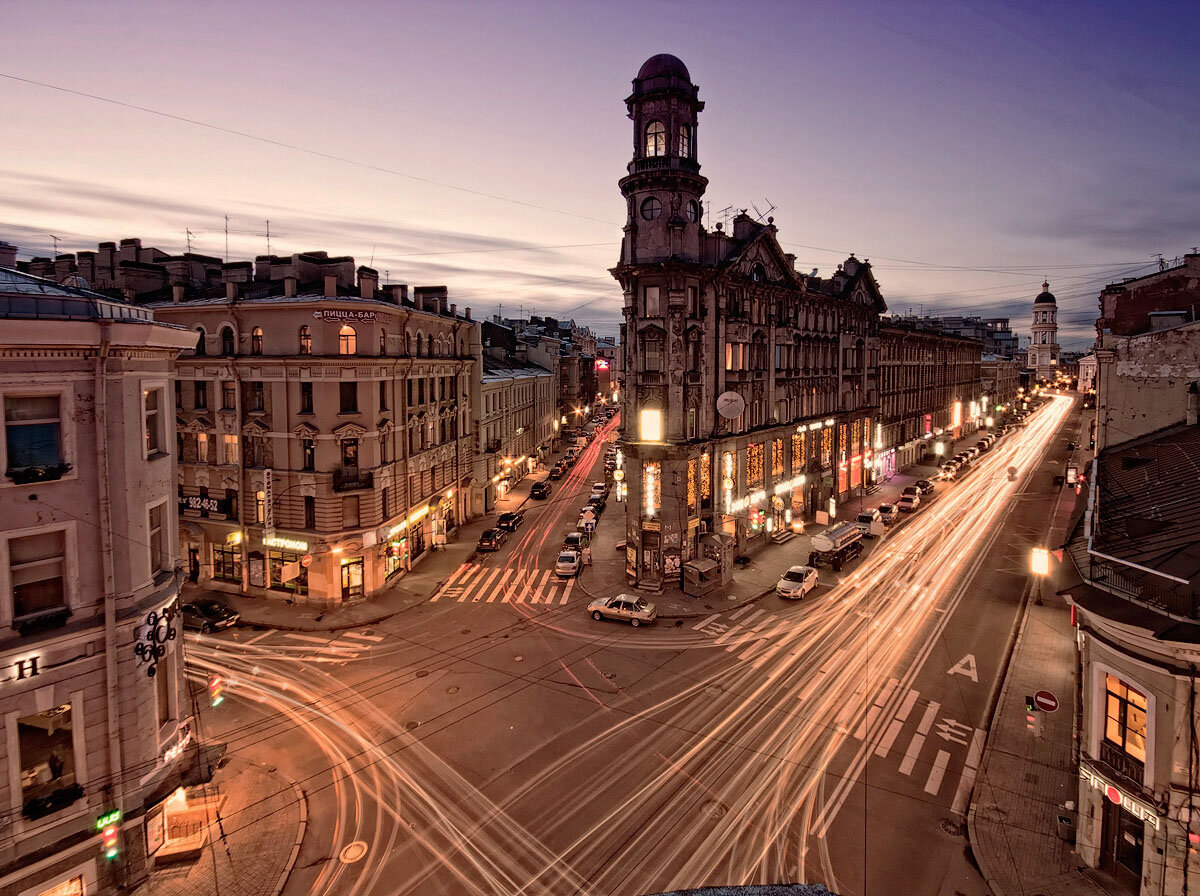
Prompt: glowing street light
<box><xmin>1031</xmin><ymin>546</ymin><xmax>1050</xmax><ymax>605</ymax></box>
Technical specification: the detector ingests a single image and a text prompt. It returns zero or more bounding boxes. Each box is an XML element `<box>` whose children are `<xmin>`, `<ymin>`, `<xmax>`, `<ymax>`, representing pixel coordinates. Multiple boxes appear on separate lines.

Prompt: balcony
<box><xmin>333</xmin><ymin>467</ymin><xmax>374</xmax><ymax>492</ymax></box>
<box><xmin>1099</xmin><ymin>740</ymin><xmax>1145</xmax><ymax>787</ymax></box>
<box><xmin>626</xmin><ymin>156</ymin><xmax>701</xmax><ymax>176</ymax></box>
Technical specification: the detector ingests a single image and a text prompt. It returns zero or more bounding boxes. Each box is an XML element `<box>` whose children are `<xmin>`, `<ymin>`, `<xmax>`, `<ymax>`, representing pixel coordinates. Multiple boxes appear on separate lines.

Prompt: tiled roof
<box><xmin>1093</xmin><ymin>423</ymin><xmax>1200</xmax><ymax>585</ymax></box>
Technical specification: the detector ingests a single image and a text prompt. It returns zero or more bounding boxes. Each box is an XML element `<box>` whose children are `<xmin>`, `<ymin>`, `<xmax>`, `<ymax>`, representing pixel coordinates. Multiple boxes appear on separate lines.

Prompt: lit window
<box><xmin>640</xmin><ymin>407</ymin><xmax>662</xmax><ymax>442</ymax></box>
<box><xmin>255</xmin><ymin>490</ymin><xmax>265</xmax><ymax>524</ymax></box>
<box><xmin>19</xmin><ymin>703</ymin><xmax>78</xmax><ymax>810</ymax></box>
<box><xmin>144</xmin><ymin>388</ymin><xmax>164</xmax><ymax>455</ymax></box>
<box><xmin>644</xmin><ymin>121</ymin><xmax>666</xmax><ymax>157</ymax></box>
<box><xmin>197</xmin><ymin>432</ymin><xmax>210</xmax><ymax>463</ymax></box>
<box><xmin>222</xmin><ymin>434</ymin><xmax>239</xmax><ymax>465</ymax></box>
<box><xmin>1104</xmin><ymin>674</ymin><xmax>1148</xmax><ymax>763</ymax></box>
<box><xmin>251</xmin><ymin>326</ymin><xmax>263</xmax><ymax>355</ymax></box>
<box><xmin>299</xmin><ymin>326</ymin><xmax>312</xmax><ymax>354</ymax></box>
<box><xmin>678</xmin><ymin>124</ymin><xmax>691</xmax><ymax>158</ymax></box>
<box><xmin>339</xmin><ymin>325</ymin><xmax>357</xmax><ymax>355</ymax></box>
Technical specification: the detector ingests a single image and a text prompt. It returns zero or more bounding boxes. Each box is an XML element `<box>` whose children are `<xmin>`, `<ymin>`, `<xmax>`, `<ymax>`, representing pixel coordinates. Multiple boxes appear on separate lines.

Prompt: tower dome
<box><xmin>636</xmin><ymin>54</ymin><xmax>691</xmax><ymax>83</ymax></box>
<box><xmin>1034</xmin><ymin>280</ymin><xmax>1056</xmax><ymax>304</ymax></box>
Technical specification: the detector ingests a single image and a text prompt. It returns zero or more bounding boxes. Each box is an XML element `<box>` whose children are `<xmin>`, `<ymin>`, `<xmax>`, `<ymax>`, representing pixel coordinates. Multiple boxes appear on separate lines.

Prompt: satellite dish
<box><xmin>716</xmin><ymin>391</ymin><xmax>746</xmax><ymax>420</ymax></box>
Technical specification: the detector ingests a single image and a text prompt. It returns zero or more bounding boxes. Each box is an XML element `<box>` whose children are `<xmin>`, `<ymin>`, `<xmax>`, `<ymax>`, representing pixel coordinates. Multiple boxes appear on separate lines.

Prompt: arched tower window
<box><xmin>194</xmin><ymin>328</ymin><xmax>206</xmax><ymax>355</ymax></box>
<box><xmin>644</xmin><ymin>121</ymin><xmax>666</xmax><ymax>158</ymax></box>
<box><xmin>339</xmin><ymin>325</ymin><xmax>357</xmax><ymax>355</ymax></box>
<box><xmin>220</xmin><ymin>326</ymin><xmax>235</xmax><ymax>356</ymax></box>
<box><xmin>299</xmin><ymin>325</ymin><xmax>312</xmax><ymax>354</ymax></box>
<box><xmin>251</xmin><ymin>326</ymin><xmax>263</xmax><ymax>355</ymax></box>
<box><xmin>380</xmin><ymin>329</ymin><xmax>387</xmax><ymax>356</ymax></box>
<box><xmin>678</xmin><ymin>124</ymin><xmax>692</xmax><ymax>158</ymax></box>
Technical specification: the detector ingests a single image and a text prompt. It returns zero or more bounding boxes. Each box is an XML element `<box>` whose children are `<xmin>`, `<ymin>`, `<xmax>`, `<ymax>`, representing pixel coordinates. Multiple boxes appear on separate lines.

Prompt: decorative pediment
<box><xmin>377</xmin><ymin>416</ymin><xmax>393</xmax><ymax>431</ymax></box>
<box><xmin>291</xmin><ymin>421</ymin><xmax>320</xmax><ymax>437</ymax></box>
<box><xmin>729</xmin><ymin>230</ymin><xmax>801</xmax><ymax>287</ymax></box>
<box><xmin>183</xmin><ymin>416</ymin><xmax>213</xmax><ymax>433</ymax></box>
<box><xmin>333</xmin><ymin>421</ymin><xmax>366</xmax><ymax>439</ymax></box>
<box><xmin>241</xmin><ymin>419</ymin><xmax>269</xmax><ymax>435</ymax></box>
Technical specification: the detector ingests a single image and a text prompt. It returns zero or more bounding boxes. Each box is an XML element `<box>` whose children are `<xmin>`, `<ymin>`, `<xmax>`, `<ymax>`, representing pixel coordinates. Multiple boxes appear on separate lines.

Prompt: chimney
<box><xmin>450</xmin><ymin>303</ymin><xmax>456</xmax><ymax>317</ymax></box>
<box><xmin>415</xmin><ymin>293</ymin><xmax>425</xmax><ymax>312</ymax></box>
<box><xmin>0</xmin><ymin>241</ymin><xmax>16</xmax><ymax>269</ymax></box>
<box><xmin>284</xmin><ymin>276</ymin><xmax>297</xmax><ymax>298</ymax></box>
<box><xmin>358</xmin><ymin>266</ymin><xmax>378</xmax><ymax>300</ymax></box>
<box><xmin>387</xmin><ymin>284</ymin><xmax>407</xmax><ymax>305</ymax></box>
<box><xmin>324</xmin><ymin>274</ymin><xmax>338</xmax><ymax>297</ymax></box>
<box><xmin>465</xmin><ymin>307</ymin><xmax>472</xmax><ymax>320</ymax></box>
<box><xmin>1188</xmin><ymin>382</ymin><xmax>1199</xmax><ymax>426</ymax></box>
<box><xmin>172</xmin><ymin>283</ymin><xmax>185</xmax><ymax>303</ymax></box>
<box><xmin>225</xmin><ymin>281</ymin><xmax>237</xmax><ymax>301</ymax></box>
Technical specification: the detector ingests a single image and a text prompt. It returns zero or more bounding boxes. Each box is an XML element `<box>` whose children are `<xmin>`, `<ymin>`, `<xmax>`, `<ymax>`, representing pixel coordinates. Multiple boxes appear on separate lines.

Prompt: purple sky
<box><xmin>2</xmin><ymin>0</ymin><xmax>1197</xmax><ymax>347</ymax></box>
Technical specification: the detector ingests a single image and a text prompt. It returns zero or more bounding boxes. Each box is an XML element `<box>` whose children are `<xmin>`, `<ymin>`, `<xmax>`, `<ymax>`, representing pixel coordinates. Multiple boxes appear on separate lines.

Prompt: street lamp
<box><xmin>1031</xmin><ymin>547</ymin><xmax>1050</xmax><ymax>606</ymax></box>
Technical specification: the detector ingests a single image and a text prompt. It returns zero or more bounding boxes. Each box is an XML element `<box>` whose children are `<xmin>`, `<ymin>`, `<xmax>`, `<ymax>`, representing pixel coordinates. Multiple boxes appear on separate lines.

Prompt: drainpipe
<box><xmin>96</xmin><ymin>322</ymin><xmax>126</xmax><ymax>876</ymax></box>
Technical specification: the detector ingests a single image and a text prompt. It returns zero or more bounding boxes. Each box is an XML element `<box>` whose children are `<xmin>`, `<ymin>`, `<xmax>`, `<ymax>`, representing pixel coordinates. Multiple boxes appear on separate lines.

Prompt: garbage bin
<box><xmin>1056</xmin><ymin>803</ymin><xmax>1077</xmax><ymax>842</ymax></box>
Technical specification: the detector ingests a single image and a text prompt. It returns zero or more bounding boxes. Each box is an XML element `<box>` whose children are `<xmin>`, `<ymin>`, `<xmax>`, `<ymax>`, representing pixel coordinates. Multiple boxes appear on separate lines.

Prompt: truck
<box><xmin>808</xmin><ymin>521</ymin><xmax>864</xmax><ymax>571</ymax></box>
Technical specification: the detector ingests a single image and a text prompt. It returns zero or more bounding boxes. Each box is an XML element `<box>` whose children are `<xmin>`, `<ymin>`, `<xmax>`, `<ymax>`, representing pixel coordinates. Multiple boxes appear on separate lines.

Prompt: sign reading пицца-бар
<box><xmin>314</xmin><ymin>309</ymin><xmax>377</xmax><ymax>322</ymax></box>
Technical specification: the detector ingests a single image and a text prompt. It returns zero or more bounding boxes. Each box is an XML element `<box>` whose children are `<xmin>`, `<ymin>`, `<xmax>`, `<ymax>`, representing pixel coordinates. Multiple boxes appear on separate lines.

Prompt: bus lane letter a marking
<box><xmin>948</xmin><ymin>654</ymin><xmax>978</xmax><ymax>683</ymax></box>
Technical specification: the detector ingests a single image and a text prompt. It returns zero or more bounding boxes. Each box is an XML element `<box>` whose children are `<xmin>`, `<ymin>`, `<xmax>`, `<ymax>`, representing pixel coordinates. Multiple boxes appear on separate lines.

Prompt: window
<box><xmin>342</xmin><ymin>496</ymin><xmax>360</xmax><ymax>529</ymax></box>
<box><xmin>155</xmin><ymin>649</ymin><xmax>173</xmax><ymax>729</ymax></box>
<box><xmin>644</xmin><ymin>120</ymin><xmax>666</xmax><ymax>157</ymax></box>
<box><xmin>255</xmin><ymin>490</ymin><xmax>265</xmax><ymax>524</ymax></box>
<box><xmin>339</xmin><ymin>325</ymin><xmax>357</xmax><ymax>355</ymax></box>
<box><xmin>174</xmin><ymin>380</ymin><xmax>183</xmax><ymax>410</ymax></box>
<box><xmin>381</xmin><ymin>486</ymin><xmax>390</xmax><ymax>520</ymax></box>
<box><xmin>379</xmin><ymin>380</ymin><xmax>388</xmax><ymax>411</ymax></box>
<box><xmin>643</xmin><ymin>285</ymin><xmax>661</xmax><ymax>316</ymax></box>
<box><xmin>641</xmin><ymin>331</ymin><xmax>663</xmax><ymax>373</ymax></box>
<box><xmin>640</xmin><ymin>197</ymin><xmax>662</xmax><ymax>221</ymax></box>
<box><xmin>341</xmin><ymin>439</ymin><xmax>359</xmax><ymax>469</ymax></box>
<box><xmin>194</xmin><ymin>380</ymin><xmax>208</xmax><ymax>410</ymax></box>
<box><xmin>212</xmin><ymin>544</ymin><xmax>240</xmax><ymax>583</ymax></box>
<box><xmin>678</xmin><ymin>123</ymin><xmax>691</xmax><ymax>157</ymax></box>
<box><xmin>221</xmin><ymin>381</ymin><xmax>236</xmax><ymax>410</ymax></box>
<box><xmin>245</xmin><ymin>436</ymin><xmax>265</xmax><ymax>467</ymax></box>
<box><xmin>1104</xmin><ymin>673</ymin><xmax>1148</xmax><ymax>763</ymax></box>
<box><xmin>220</xmin><ymin>327</ymin><xmax>235</xmax><ymax>356</ymax></box>
<box><xmin>148</xmin><ymin>503</ymin><xmax>167</xmax><ymax>577</ymax></box>
<box><xmin>144</xmin><ymin>388</ymin><xmax>164</xmax><ymax>455</ymax></box>
<box><xmin>640</xmin><ymin>407</ymin><xmax>663</xmax><ymax>442</ymax></box>
<box><xmin>380</xmin><ymin>432</ymin><xmax>391</xmax><ymax>464</ymax></box>
<box><xmin>302</xmin><ymin>438</ymin><xmax>315</xmax><ymax>471</ymax></box>
<box><xmin>250</xmin><ymin>381</ymin><xmax>265</xmax><ymax>412</ymax></box>
<box><xmin>9</xmin><ymin>530</ymin><xmax>66</xmax><ymax>619</ymax></box>
<box><xmin>5</xmin><ymin>395</ymin><xmax>62</xmax><ymax>473</ymax></box>
<box><xmin>251</xmin><ymin>327</ymin><xmax>263</xmax><ymax>355</ymax></box>
<box><xmin>340</xmin><ymin>382</ymin><xmax>358</xmax><ymax>414</ymax></box>
<box><xmin>303</xmin><ymin>495</ymin><xmax>316</xmax><ymax>529</ymax></box>
<box><xmin>19</xmin><ymin>703</ymin><xmax>78</xmax><ymax>812</ymax></box>
<box><xmin>196</xmin><ymin>432</ymin><xmax>210</xmax><ymax>463</ymax></box>
<box><xmin>299</xmin><ymin>326</ymin><xmax>312</xmax><ymax>355</ymax></box>
<box><xmin>380</xmin><ymin>329</ymin><xmax>387</xmax><ymax>355</ymax></box>
<box><xmin>194</xmin><ymin>328</ymin><xmax>207</xmax><ymax>355</ymax></box>
<box><xmin>222</xmin><ymin>434</ymin><xmax>239</xmax><ymax>465</ymax></box>
<box><xmin>299</xmin><ymin>381</ymin><xmax>313</xmax><ymax>414</ymax></box>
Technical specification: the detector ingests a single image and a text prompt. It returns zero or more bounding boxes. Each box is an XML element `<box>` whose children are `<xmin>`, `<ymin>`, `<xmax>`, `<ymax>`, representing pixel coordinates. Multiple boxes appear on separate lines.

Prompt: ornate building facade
<box><xmin>1029</xmin><ymin>280</ymin><xmax>1060</xmax><ymax>380</ymax></box>
<box><xmin>613</xmin><ymin>55</ymin><xmax>884</xmax><ymax>592</ymax></box>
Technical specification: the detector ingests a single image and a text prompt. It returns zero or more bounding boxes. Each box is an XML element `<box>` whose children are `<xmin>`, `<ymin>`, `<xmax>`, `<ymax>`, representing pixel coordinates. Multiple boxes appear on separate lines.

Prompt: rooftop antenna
<box><xmin>750</xmin><ymin>198</ymin><xmax>777</xmax><ymax>222</ymax></box>
<box><xmin>717</xmin><ymin>205</ymin><xmax>737</xmax><ymax>231</ymax></box>
<box><xmin>266</xmin><ymin>220</ymin><xmax>272</xmax><ymax>257</ymax></box>
<box><xmin>224</xmin><ymin>214</ymin><xmax>230</xmax><ymax>261</ymax></box>
<box><xmin>185</xmin><ymin>228</ymin><xmax>195</xmax><ymax>253</ymax></box>
<box><xmin>50</xmin><ymin>234</ymin><xmax>61</xmax><ymax>255</ymax></box>
<box><xmin>1153</xmin><ymin>252</ymin><xmax>1164</xmax><ymax>271</ymax></box>
<box><xmin>368</xmin><ymin>244</ymin><xmax>376</xmax><ymax>268</ymax></box>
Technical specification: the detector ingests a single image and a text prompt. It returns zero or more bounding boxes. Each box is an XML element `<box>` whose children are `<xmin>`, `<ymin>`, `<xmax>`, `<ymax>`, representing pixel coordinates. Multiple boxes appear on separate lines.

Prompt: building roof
<box><xmin>481</xmin><ymin>362</ymin><xmax>554</xmax><ymax>383</ymax></box>
<box><xmin>1092</xmin><ymin>422</ymin><xmax>1200</xmax><ymax>586</ymax></box>
<box><xmin>1034</xmin><ymin>280</ymin><xmax>1056</xmax><ymax>305</ymax></box>
<box><xmin>637</xmin><ymin>53</ymin><xmax>691</xmax><ymax>83</ymax></box>
<box><xmin>0</xmin><ymin>266</ymin><xmax>155</xmax><ymax>322</ymax></box>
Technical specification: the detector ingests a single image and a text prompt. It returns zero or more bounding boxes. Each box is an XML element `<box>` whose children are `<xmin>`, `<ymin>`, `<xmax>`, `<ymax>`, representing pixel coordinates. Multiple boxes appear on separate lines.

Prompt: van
<box><xmin>854</xmin><ymin>508</ymin><xmax>883</xmax><ymax>538</ymax></box>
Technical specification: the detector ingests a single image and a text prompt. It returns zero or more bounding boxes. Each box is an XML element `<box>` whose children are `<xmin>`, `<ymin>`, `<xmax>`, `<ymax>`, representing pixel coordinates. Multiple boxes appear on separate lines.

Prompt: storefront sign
<box><xmin>642</xmin><ymin>520</ymin><xmax>661</xmax><ymax>532</ymax></box>
<box><xmin>1079</xmin><ymin>760</ymin><xmax>1162</xmax><ymax>829</ymax></box>
<box><xmin>773</xmin><ymin>475</ymin><xmax>806</xmax><ymax>495</ymax></box>
<box><xmin>178</xmin><ymin>494</ymin><xmax>231</xmax><ymax>515</ymax></box>
<box><xmin>263</xmin><ymin>535</ymin><xmax>308</xmax><ymax>552</ymax></box>
<box><xmin>161</xmin><ymin>725</ymin><xmax>193</xmax><ymax>766</ymax></box>
<box><xmin>313</xmin><ymin>309</ymin><xmax>377</xmax><ymax>322</ymax></box>
<box><xmin>728</xmin><ymin>489</ymin><xmax>767</xmax><ymax>514</ymax></box>
<box><xmin>263</xmin><ymin>469</ymin><xmax>274</xmax><ymax>534</ymax></box>
<box><xmin>226</xmin><ymin>530</ymin><xmax>243</xmax><ymax>545</ymax></box>
<box><xmin>146</xmin><ymin>804</ymin><xmax>166</xmax><ymax>856</ymax></box>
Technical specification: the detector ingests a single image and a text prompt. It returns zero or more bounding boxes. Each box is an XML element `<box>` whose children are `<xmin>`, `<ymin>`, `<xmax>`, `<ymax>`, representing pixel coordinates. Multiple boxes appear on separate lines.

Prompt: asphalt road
<box><xmin>184</xmin><ymin>396</ymin><xmax>1077</xmax><ymax>896</ymax></box>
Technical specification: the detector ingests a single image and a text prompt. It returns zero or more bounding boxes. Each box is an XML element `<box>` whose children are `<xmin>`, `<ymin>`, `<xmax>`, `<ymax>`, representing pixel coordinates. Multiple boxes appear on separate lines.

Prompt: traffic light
<box><xmin>1024</xmin><ymin>696</ymin><xmax>1043</xmax><ymax>737</ymax></box>
<box><xmin>208</xmin><ymin>674</ymin><xmax>225</xmax><ymax>707</ymax></box>
<box><xmin>96</xmin><ymin>810</ymin><xmax>121</xmax><ymax>860</ymax></box>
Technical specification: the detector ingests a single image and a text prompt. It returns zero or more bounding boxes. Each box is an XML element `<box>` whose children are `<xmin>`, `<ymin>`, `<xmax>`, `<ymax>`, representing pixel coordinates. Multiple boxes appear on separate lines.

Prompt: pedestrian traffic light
<box><xmin>1024</xmin><ymin>696</ymin><xmax>1043</xmax><ymax>737</ymax></box>
<box><xmin>208</xmin><ymin>674</ymin><xmax>225</xmax><ymax>707</ymax></box>
<box><xmin>96</xmin><ymin>810</ymin><xmax>121</xmax><ymax>860</ymax></box>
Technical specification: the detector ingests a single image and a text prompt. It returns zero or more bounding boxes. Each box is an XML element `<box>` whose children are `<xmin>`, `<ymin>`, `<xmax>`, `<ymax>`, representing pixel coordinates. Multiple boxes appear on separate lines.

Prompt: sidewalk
<box><xmin>968</xmin><ymin>399</ymin><xmax>1110</xmax><ymax>895</ymax></box>
<box><xmin>133</xmin><ymin>757</ymin><xmax>306</xmax><ymax>896</ymax></box>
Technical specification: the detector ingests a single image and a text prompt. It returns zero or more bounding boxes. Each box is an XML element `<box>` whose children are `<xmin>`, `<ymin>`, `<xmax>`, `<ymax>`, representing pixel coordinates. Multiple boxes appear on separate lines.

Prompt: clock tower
<box><xmin>619</xmin><ymin>54</ymin><xmax>708</xmax><ymax>265</ymax></box>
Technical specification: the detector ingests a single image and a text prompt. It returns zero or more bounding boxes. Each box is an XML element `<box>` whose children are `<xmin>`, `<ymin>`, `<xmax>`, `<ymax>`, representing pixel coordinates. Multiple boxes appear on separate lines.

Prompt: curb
<box><xmin>657</xmin><ymin>584</ymin><xmax>776</xmax><ymax>620</ymax></box>
<box><xmin>271</xmin><ymin>781</ymin><xmax>308</xmax><ymax>896</ymax></box>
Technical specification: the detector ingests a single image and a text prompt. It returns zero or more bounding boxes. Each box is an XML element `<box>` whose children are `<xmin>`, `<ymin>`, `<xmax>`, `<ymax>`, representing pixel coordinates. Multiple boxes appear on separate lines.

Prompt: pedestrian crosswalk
<box><xmin>431</xmin><ymin>563</ymin><xmax>578</xmax><ymax>605</ymax></box>
<box><xmin>280</xmin><ymin>629</ymin><xmax>384</xmax><ymax>664</ymax></box>
<box><xmin>694</xmin><ymin>607</ymin><xmax>986</xmax><ymax>805</ymax></box>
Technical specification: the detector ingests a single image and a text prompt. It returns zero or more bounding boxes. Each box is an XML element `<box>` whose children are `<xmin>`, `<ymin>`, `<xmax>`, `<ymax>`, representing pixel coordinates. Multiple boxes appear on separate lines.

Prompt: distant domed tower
<box><xmin>1029</xmin><ymin>280</ymin><xmax>1059</xmax><ymax>380</ymax></box>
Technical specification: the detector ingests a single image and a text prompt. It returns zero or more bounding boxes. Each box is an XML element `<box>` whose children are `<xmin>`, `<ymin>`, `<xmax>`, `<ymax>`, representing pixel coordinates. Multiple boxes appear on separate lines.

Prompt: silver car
<box><xmin>776</xmin><ymin>565</ymin><xmax>819</xmax><ymax>599</ymax></box>
<box><xmin>587</xmin><ymin>594</ymin><xmax>656</xmax><ymax>627</ymax></box>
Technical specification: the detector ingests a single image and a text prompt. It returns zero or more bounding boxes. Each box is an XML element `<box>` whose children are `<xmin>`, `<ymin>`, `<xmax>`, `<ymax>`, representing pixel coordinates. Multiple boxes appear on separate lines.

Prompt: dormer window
<box><xmin>644</xmin><ymin>121</ymin><xmax>666</xmax><ymax>158</ymax></box>
<box><xmin>750</xmin><ymin>263</ymin><xmax>766</xmax><ymax>282</ymax></box>
<box><xmin>678</xmin><ymin>124</ymin><xmax>692</xmax><ymax>158</ymax></box>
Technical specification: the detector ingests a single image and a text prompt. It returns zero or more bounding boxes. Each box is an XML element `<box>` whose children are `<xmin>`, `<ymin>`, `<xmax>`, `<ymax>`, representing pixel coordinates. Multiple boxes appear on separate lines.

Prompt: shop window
<box><xmin>340</xmin><ymin>557</ymin><xmax>364</xmax><ymax>599</ymax></box>
<box><xmin>4</xmin><ymin>394</ymin><xmax>63</xmax><ymax>475</ymax></box>
<box><xmin>19</xmin><ymin>703</ymin><xmax>79</xmax><ymax>818</ymax></box>
<box><xmin>268</xmin><ymin>550</ymin><xmax>308</xmax><ymax>595</ymax></box>
<box><xmin>9</xmin><ymin>529</ymin><xmax>67</xmax><ymax>622</ymax></box>
<box><xmin>212</xmin><ymin>544</ymin><xmax>241</xmax><ymax>583</ymax></box>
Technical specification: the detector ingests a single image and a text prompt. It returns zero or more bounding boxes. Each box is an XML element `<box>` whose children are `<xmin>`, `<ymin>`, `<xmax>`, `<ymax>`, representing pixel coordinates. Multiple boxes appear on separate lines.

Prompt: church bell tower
<box><xmin>619</xmin><ymin>54</ymin><xmax>708</xmax><ymax>265</ymax></box>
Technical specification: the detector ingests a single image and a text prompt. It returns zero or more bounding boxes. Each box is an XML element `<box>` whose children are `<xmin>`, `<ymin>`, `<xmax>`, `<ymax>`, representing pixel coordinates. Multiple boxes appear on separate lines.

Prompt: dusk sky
<box><xmin>2</xmin><ymin>0</ymin><xmax>1197</xmax><ymax>347</ymax></box>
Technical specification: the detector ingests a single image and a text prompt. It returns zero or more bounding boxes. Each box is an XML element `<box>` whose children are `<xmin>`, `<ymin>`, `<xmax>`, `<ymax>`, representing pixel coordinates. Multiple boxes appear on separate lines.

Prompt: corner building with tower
<box><xmin>614</xmin><ymin>55</ymin><xmax>885</xmax><ymax>592</ymax></box>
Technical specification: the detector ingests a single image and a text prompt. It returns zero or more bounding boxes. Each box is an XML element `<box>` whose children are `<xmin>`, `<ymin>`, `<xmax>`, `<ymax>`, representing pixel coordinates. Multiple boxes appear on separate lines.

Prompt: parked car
<box><xmin>477</xmin><ymin>528</ymin><xmax>507</xmax><ymax>551</ymax></box>
<box><xmin>588</xmin><ymin>594</ymin><xmax>657</xmax><ymax>626</ymax></box>
<box><xmin>182</xmin><ymin>599</ymin><xmax>240</xmax><ymax>633</ymax></box>
<box><xmin>586</xmin><ymin>495</ymin><xmax>607</xmax><ymax>513</ymax></box>
<box><xmin>497</xmin><ymin>511</ymin><xmax>524</xmax><ymax>531</ymax></box>
<box><xmin>898</xmin><ymin>494</ymin><xmax>920</xmax><ymax>512</ymax></box>
<box><xmin>854</xmin><ymin>508</ymin><xmax>883</xmax><ymax>537</ymax></box>
<box><xmin>530</xmin><ymin>481</ymin><xmax>552</xmax><ymax>499</ymax></box>
<box><xmin>877</xmin><ymin>503</ymin><xmax>899</xmax><ymax>524</ymax></box>
<box><xmin>902</xmin><ymin>485</ymin><xmax>922</xmax><ymax>499</ymax></box>
<box><xmin>548</xmin><ymin>466</ymin><xmax>564</xmax><ymax>480</ymax></box>
<box><xmin>604</xmin><ymin>459</ymin><xmax>617</xmax><ymax>472</ymax></box>
<box><xmin>776</xmin><ymin>565</ymin><xmax>819</xmax><ymax>599</ymax></box>
<box><xmin>938</xmin><ymin>464</ymin><xmax>957</xmax><ymax>480</ymax></box>
<box><xmin>555</xmin><ymin>550</ymin><xmax>582</xmax><ymax>578</ymax></box>
<box><xmin>590</xmin><ymin>482</ymin><xmax>608</xmax><ymax>498</ymax></box>
<box><xmin>915</xmin><ymin>479</ymin><xmax>936</xmax><ymax>495</ymax></box>
<box><xmin>563</xmin><ymin>531</ymin><xmax>588</xmax><ymax>551</ymax></box>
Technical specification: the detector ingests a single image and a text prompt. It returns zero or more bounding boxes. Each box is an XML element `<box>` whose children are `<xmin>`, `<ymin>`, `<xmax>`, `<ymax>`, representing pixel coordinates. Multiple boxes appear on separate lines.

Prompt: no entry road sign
<box><xmin>1034</xmin><ymin>690</ymin><xmax>1059</xmax><ymax>713</ymax></box>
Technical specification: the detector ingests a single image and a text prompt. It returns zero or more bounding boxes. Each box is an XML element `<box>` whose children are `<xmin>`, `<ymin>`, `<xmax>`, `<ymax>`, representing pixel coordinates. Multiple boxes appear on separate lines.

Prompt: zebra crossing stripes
<box><xmin>431</xmin><ymin>563</ymin><xmax>579</xmax><ymax>605</ymax></box>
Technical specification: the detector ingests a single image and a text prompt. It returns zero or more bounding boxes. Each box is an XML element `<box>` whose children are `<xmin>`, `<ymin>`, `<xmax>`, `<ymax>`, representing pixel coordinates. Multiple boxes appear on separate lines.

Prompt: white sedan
<box><xmin>776</xmin><ymin>565</ymin><xmax>819</xmax><ymax>599</ymax></box>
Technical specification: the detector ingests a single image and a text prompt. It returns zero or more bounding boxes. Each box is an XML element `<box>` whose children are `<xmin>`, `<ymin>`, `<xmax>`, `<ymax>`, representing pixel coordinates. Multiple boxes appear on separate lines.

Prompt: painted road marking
<box><xmin>857</xmin><ymin>677</ymin><xmax>899</xmax><ymax>740</ymax></box>
<box><xmin>282</xmin><ymin>632</ymin><xmax>331</xmax><ymax>645</ymax></box>
<box><xmin>561</xmin><ymin>577</ymin><xmax>576</xmax><ymax>604</ymax></box>
<box><xmin>925</xmin><ymin>749</ymin><xmax>951</xmax><ymax>795</ymax></box>
<box><xmin>899</xmin><ymin>700</ymin><xmax>941</xmax><ymax>776</ymax></box>
<box><xmin>486</xmin><ymin>569</ymin><xmax>512</xmax><ymax>602</ymax></box>
<box><xmin>950</xmin><ymin>727</ymin><xmax>987</xmax><ymax>816</ymax></box>
<box><xmin>343</xmin><ymin>632</ymin><xmax>385</xmax><ymax>643</ymax></box>
<box><xmin>874</xmin><ymin>687</ymin><xmax>920</xmax><ymax>758</ymax></box>
<box><xmin>728</xmin><ymin>614</ymin><xmax>775</xmax><ymax>652</ymax></box>
<box><xmin>241</xmin><ymin>630</ymin><xmax>274</xmax><ymax>646</ymax></box>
